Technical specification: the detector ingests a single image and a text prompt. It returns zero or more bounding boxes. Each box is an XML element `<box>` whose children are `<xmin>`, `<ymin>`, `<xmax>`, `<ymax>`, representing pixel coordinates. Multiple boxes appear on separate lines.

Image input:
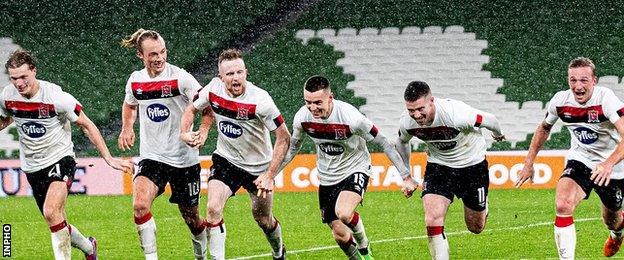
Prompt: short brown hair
<box><xmin>5</xmin><ymin>50</ymin><xmax>36</xmax><ymax>71</ymax></box>
<box><xmin>218</xmin><ymin>49</ymin><xmax>243</xmax><ymax>64</ymax></box>
<box><xmin>121</xmin><ymin>28</ymin><xmax>162</xmax><ymax>53</ymax></box>
<box><xmin>568</xmin><ymin>57</ymin><xmax>596</xmax><ymax>76</ymax></box>
<box><xmin>304</xmin><ymin>75</ymin><xmax>330</xmax><ymax>92</ymax></box>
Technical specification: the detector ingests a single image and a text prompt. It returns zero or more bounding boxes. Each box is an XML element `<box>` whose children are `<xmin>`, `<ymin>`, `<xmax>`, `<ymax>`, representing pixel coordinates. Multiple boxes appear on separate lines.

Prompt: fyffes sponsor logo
<box><xmin>219</xmin><ymin>121</ymin><xmax>243</xmax><ymax>138</ymax></box>
<box><xmin>146</xmin><ymin>103</ymin><xmax>170</xmax><ymax>122</ymax></box>
<box><xmin>573</xmin><ymin>127</ymin><xmax>598</xmax><ymax>144</ymax></box>
<box><xmin>21</xmin><ymin>122</ymin><xmax>46</xmax><ymax>138</ymax></box>
<box><xmin>319</xmin><ymin>143</ymin><xmax>345</xmax><ymax>155</ymax></box>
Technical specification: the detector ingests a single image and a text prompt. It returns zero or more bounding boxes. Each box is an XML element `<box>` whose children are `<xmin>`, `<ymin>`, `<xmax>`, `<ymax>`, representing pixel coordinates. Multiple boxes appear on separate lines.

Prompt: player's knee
<box><xmin>467</xmin><ymin>222</ymin><xmax>485</xmax><ymax>234</ymax></box>
<box><xmin>42</xmin><ymin>206</ymin><xmax>59</xmax><ymax>224</ymax></box>
<box><xmin>424</xmin><ymin>214</ymin><xmax>444</xmax><ymax>226</ymax></box>
<box><xmin>133</xmin><ymin>201</ymin><xmax>150</xmax><ymax>217</ymax></box>
<box><xmin>207</xmin><ymin>203</ymin><xmax>224</xmax><ymax>220</ymax></box>
<box><xmin>555</xmin><ymin>198</ymin><xmax>575</xmax><ymax>214</ymax></box>
<box><xmin>335</xmin><ymin>208</ymin><xmax>353</xmax><ymax>225</ymax></box>
<box><xmin>331</xmin><ymin>227</ymin><xmax>349</xmax><ymax>243</ymax></box>
<box><xmin>253</xmin><ymin>215</ymin><xmax>273</xmax><ymax>230</ymax></box>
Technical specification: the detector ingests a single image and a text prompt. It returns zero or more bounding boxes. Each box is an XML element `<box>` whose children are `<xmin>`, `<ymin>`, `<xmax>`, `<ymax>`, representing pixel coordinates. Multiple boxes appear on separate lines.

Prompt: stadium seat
<box><xmin>294</xmin><ymin>26</ymin><xmax>571</xmax><ymax>148</ymax></box>
<box><xmin>0</xmin><ymin>38</ymin><xmax>21</xmax><ymax>156</ymax></box>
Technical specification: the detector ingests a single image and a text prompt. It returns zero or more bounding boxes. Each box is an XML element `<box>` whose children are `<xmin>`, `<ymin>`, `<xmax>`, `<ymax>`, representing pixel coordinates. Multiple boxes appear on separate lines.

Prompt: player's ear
<box><xmin>136</xmin><ymin>51</ymin><xmax>143</xmax><ymax>59</ymax></box>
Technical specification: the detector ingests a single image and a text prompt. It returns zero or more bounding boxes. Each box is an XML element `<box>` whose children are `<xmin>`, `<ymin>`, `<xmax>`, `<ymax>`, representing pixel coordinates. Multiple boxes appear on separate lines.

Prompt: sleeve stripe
<box><xmin>273</xmin><ymin>115</ymin><xmax>285</xmax><ymax>127</ymax></box>
<box><xmin>474</xmin><ymin>114</ymin><xmax>483</xmax><ymax>127</ymax></box>
<box><xmin>369</xmin><ymin>125</ymin><xmax>379</xmax><ymax>137</ymax></box>
<box><xmin>74</xmin><ymin>104</ymin><xmax>82</xmax><ymax>116</ymax></box>
<box><xmin>618</xmin><ymin>107</ymin><xmax>624</xmax><ymax>117</ymax></box>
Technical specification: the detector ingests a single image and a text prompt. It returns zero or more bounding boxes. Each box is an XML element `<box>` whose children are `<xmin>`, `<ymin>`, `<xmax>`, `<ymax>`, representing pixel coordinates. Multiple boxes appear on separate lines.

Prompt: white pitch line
<box><xmin>229</xmin><ymin>217</ymin><xmax>600</xmax><ymax>259</ymax></box>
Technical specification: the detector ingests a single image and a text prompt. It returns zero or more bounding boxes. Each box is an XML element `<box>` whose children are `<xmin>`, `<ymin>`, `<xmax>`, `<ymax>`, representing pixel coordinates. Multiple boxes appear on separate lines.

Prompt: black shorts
<box><xmin>561</xmin><ymin>160</ymin><xmax>624</xmax><ymax>210</ymax></box>
<box><xmin>135</xmin><ymin>159</ymin><xmax>201</xmax><ymax>207</ymax></box>
<box><xmin>209</xmin><ymin>154</ymin><xmax>259</xmax><ymax>195</ymax></box>
<box><xmin>25</xmin><ymin>156</ymin><xmax>76</xmax><ymax>213</ymax></box>
<box><xmin>318</xmin><ymin>172</ymin><xmax>369</xmax><ymax>223</ymax></box>
<box><xmin>421</xmin><ymin>160</ymin><xmax>489</xmax><ymax>211</ymax></box>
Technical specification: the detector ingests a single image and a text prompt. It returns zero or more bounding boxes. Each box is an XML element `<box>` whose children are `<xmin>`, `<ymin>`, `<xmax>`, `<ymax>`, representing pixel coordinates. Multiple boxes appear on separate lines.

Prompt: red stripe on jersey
<box><xmin>209</xmin><ymin>92</ymin><xmax>257</xmax><ymax>119</ymax></box>
<box><xmin>131</xmin><ymin>79</ymin><xmax>179</xmax><ymax>92</ymax></box>
<box><xmin>5</xmin><ymin>100</ymin><xmax>55</xmax><ymax>112</ymax></box>
<box><xmin>369</xmin><ymin>125</ymin><xmax>379</xmax><ymax>137</ymax></box>
<box><xmin>556</xmin><ymin>105</ymin><xmax>603</xmax><ymax>117</ymax></box>
<box><xmin>475</xmin><ymin>114</ymin><xmax>483</xmax><ymax>127</ymax></box>
<box><xmin>301</xmin><ymin>122</ymin><xmax>353</xmax><ymax>140</ymax></box>
<box><xmin>557</xmin><ymin>105</ymin><xmax>607</xmax><ymax>123</ymax></box>
<box><xmin>273</xmin><ymin>115</ymin><xmax>284</xmax><ymax>127</ymax></box>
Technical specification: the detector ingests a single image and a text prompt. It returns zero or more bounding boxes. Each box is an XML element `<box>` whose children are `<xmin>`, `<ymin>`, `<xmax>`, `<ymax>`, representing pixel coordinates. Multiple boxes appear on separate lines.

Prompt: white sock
<box><xmin>427</xmin><ymin>226</ymin><xmax>449</xmax><ymax>260</ymax></box>
<box><xmin>50</xmin><ymin>222</ymin><xmax>71</xmax><ymax>260</ymax></box>
<box><xmin>69</xmin><ymin>224</ymin><xmax>94</xmax><ymax>255</ymax></box>
<box><xmin>191</xmin><ymin>227</ymin><xmax>208</xmax><ymax>260</ymax></box>
<box><xmin>136</xmin><ymin>214</ymin><xmax>158</xmax><ymax>260</ymax></box>
<box><xmin>263</xmin><ymin>218</ymin><xmax>283</xmax><ymax>258</ymax></box>
<box><xmin>207</xmin><ymin>220</ymin><xmax>226</xmax><ymax>260</ymax></box>
<box><xmin>554</xmin><ymin>224</ymin><xmax>576</xmax><ymax>259</ymax></box>
<box><xmin>347</xmin><ymin>212</ymin><xmax>369</xmax><ymax>250</ymax></box>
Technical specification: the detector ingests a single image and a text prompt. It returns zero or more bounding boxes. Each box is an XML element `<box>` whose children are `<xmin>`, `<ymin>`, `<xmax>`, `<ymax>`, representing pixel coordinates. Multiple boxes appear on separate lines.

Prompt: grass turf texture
<box><xmin>0</xmin><ymin>188</ymin><xmax>613</xmax><ymax>259</ymax></box>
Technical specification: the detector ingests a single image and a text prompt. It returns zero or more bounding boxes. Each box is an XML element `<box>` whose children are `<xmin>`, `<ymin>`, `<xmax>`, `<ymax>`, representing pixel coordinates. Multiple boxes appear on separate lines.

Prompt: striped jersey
<box><xmin>545</xmin><ymin>86</ymin><xmax>624</xmax><ymax>179</ymax></box>
<box><xmin>291</xmin><ymin>100</ymin><xmax>378</xmax><ymax>185</ymax></box>
<box><xmin>398</xmin><ymin>98</ymin><xmax>488</xmax><ymax>168</ymax></box>
<box><xmin>193</xmin><ymin>78</ymin><xmax>284</xmax><ymax>175</ymax></box>
<box><xmin>0</xmin><ymin>80</ymin><xmax>81</xmax><ymax>173</ymax></box>
<box><xmin>124</xmin><ymin>63</ymin><xmax>201</xmax><ymax>168</ymax></box>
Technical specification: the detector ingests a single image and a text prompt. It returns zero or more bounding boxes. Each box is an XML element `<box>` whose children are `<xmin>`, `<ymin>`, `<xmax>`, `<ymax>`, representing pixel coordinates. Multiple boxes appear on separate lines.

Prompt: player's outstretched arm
<box><xmin>0</xmin><ymin>116</ymin><xmax>13</xmax><ymax>131</ymax></box>
<box><xmin>591</xmin><ymin>118</ymin><xmax>624</xmax><ymax>186</ymax></box>
<box><xmin>118</xmin><ymin>102</ymin><xmax>137</xmax><ymax>151</ymax></box>
<box><xmin>194</xmin><ymin>107</ymin><xmax>215</xmax><ymax>149</ymax></box>
<box><xmin>479</xmin><ymin>111</ymin><xmax>505</xmax><ymax>141</ymax></box>
<box><xmin>75</xmin><ymin>111</ymin><xmax>133</xmax><ymax>172</ymax></box>
<box><xmin>373</xmin><ymin>132</ymin><xmax>418</xmax><ymax>197</ymax></box>
<box><xmin>255</xmin><ymin>124</ymin><xmax>291</xmax><ymax>198</ymax></box>
<box><xmin>515</xmin><ymin>121</ymin><xmax>552</xmax><ymax>187</ymax></box>
<box><xmin>180</xmin><ymin>104</ymin><xmax>211</xmax><ymax>148</ymax></box>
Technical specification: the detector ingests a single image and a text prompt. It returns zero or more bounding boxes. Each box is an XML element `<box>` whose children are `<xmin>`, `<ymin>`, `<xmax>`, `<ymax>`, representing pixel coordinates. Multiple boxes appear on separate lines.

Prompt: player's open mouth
<box><xmin>574</xmin><ymin>91</ymin><xmax>585</xmax><ymax>99</ymax></box>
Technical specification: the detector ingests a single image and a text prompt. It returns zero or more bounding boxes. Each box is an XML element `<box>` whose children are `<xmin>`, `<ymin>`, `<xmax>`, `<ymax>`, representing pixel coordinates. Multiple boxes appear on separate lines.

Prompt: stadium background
<box><xmin>1</xmin><ymin>0</ymin><xmax>624</xmax><ymax>258</ymax></box>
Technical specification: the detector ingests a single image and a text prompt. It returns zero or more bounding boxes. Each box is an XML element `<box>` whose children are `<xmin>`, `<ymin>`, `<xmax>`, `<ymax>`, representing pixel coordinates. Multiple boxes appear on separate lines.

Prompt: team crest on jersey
<box><xmin>38</xmin><ymin>106</ymin><xmax>49</xmax><ymax>118</ymax></box>
<box><xmin>161</xmin><ymin>85</ymin><xmax>172</xmax><ymax>97</ymax></box>
<box><xmin>588</xmin><ymin>110</ymin><xmax>599</xmax><ymax>123</ymax></box>
<box><xmin>237</xmin><ymin>108</ymin><xmax>249</xmax><ymax>120</ymax></box>
<box><xmin>335</xmin><ymin>129</ymin><xmax>347</xmax><ymax>140</ymax></box>
<box><xmin>136</xmin><ymin>88</ymin><xmax>143</xmax><ymax>95</ymax></box>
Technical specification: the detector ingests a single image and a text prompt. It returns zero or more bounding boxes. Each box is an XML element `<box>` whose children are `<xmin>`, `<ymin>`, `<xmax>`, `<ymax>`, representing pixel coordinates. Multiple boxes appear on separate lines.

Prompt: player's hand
<box><xmin>253</xmin><ymin>173</ymin><xmax>275</xmax><ymax>199</ymax></box>
<box><xmin>514</xmin><ymin>163</ymin><xmax>534</xmax><ymax>188</ymax></box>
<box><xmin>118</xmin><ymin>128</ymin><xmax>135</xmax><ymax>151</ymax></box>
<box><xmin>591</xmin><ymin>162</ymin><xmax>614</xmax><ymax>187</ymax></box>
<box><xmin>106</xmin><ymin>157</ymin><xmax>135</xmax><ymax>174</ymax></box>
<box><xmin>180</xmin><ymin>131</ymin><xmax>201</xmax><ymax>148</ymax></box>
<box><xmin>196</xmin><ymin>130</ymin><xmax>208</xmax><ymax>149</ymax></box>
<box><xmin>400</xmin><ymin>176</ymin><xmax>419</xmax><ymax>198</ymax></box>
<box><xmin>492</xmin><ymin>134</ymin><xmax>506</xmax><ymax>142</ymax></box>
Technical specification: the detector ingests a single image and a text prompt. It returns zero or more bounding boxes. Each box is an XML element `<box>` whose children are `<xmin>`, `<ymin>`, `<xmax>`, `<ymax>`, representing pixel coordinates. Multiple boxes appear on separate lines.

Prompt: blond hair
<box><xmin>121</xmin><ymin>28</ymin><xmax>162</xmax><ymax>53</ymax></box>
<box><xmin>568</xmin><ymin>57</ymin><xmax>596</xmax><ymax>76</ymax></box>
<box><xmin>218</xmin><ymin>48</ymin><xmax>244</xmax><ymax>65</ymax></box>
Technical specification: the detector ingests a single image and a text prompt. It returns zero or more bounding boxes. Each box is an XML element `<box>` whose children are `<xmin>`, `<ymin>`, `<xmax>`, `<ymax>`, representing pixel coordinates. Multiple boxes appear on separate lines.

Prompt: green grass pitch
<box><xmin>0</xmin><ymin>189</ymin><xmax>614</xmax><ymax>259</ymax></box>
